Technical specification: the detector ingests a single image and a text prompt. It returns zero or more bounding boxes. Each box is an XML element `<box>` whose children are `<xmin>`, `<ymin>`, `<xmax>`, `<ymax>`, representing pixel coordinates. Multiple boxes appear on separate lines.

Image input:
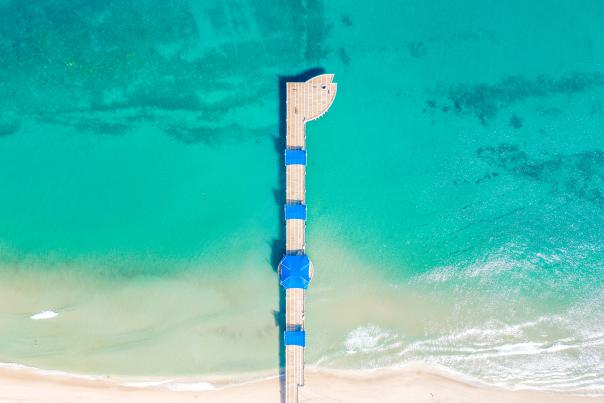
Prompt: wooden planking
<box><xmin>285</xmin><ymin>289</ymin><xmax>305</xmax><ymax>403</ymax></box>
<box><xmin>297</xmin><ymin>347</ymin><xmax>304</xmax><ymax>385</ymax></box>
<box><xmin>286</xmin><ymin>83</ymin><xmax>304</xmax><ymax>149</ymax></box>
<box><xmin>285</xmin><ymin>289</ymin><xmax>305</xmax><ymax>389</ymax></box>
<box><xmin>304</xmin><ymin>74</ymin><xmax>337</xmax><ymax>121</ymax></box>
<box><xmin>285</xmin><ymin>347</ymin><xmax>298</xmax><ymax>402</ymax></box>
<box><xmin>288</xmin><ymin>345</ymin><xmax>304</xmax><ymax>386</ymax></box>
<box><xmin>286</xmin><ymin>220</ymin><xmax>305</xmax><ymax>252</ymax></box>
<box><xmin>286</xmin><ymin>288</ymin><xmax>304</xmax><ymax>326</ymax></box>
<box><xmin>286</xmin><ymin>165</ymin><xmax>305</xmax><ymax>203</ymax></box>
<box><xmin>286</xmin><ymin>75</ymin><xmax>337</xmax><ymax>149</ymax></box>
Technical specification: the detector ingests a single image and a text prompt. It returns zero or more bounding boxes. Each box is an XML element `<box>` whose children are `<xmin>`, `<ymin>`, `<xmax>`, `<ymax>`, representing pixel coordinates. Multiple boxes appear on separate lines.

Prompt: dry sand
<box><xmin>0</xmin><ymin>364</ymin><xmax>602</xmax><ymax>403</ymax></box>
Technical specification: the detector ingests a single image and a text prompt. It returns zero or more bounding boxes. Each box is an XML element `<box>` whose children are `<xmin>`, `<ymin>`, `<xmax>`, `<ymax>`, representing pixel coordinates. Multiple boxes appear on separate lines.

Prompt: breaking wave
<box><xmin>345</xmin><ymin>324</ymin><xmax>401</xmax><ymax>355</ymax></box>
<box><xmin>323</xmin><ymin>247</ymin><xmax>604</xmax><ymax>396</ymax></box>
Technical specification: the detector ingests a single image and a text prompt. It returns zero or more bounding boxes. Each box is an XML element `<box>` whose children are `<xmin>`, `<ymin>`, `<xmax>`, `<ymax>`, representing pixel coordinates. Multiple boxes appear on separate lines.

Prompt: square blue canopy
<box><xmin>285</xmin><ymin>203</ymin><xmax>307</xmax><ymax>220</ymax></box>
<box><xmin>284</xmin><ymin>330</ymin><xmax>306</xmax><ymax>347</ymax></box>
<box><xmin>285</xmin><ymin>149</ymin><xmax>307</xmax><ymax>165</ymax></box>
<box><xmin>279</xmin><ymin>254</ymin><xmax>311</xmax><ymax>289</ymax></box>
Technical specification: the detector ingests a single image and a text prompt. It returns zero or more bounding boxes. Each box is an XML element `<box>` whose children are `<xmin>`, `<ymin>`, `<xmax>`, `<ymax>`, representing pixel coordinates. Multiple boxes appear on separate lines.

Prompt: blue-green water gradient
<box><xmin>1</xmin><ymin>0</ymin><xmax>603</xmax><ymax>394</ymax></box>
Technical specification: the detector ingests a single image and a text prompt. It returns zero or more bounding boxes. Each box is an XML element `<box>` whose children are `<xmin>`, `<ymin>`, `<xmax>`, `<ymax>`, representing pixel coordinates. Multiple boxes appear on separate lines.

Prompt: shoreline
<box><xmin>1</xmin><ymin>362</ymin><xmax>603</xmax><ymax>403</ymax></box>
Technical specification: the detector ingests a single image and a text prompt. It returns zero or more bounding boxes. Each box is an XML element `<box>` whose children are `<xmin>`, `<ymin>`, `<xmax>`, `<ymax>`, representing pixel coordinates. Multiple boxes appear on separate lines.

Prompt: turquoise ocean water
<box><xmin>1</xmin><ymin>0</ymin><xmax>603</xmax><ymax>394</ymax></box>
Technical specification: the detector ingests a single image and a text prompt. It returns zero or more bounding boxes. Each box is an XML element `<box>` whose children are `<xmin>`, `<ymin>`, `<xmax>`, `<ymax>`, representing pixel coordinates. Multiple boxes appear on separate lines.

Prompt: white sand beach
<box><xmin>1</xmin><ymin>364</ymin><xmax>602</xmax><ymax>403</ymax></box>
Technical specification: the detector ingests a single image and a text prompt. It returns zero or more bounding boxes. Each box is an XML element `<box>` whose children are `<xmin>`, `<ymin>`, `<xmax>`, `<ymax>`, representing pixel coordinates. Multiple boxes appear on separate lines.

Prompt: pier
<box><xmin>278</xmin><ymin>74</ymin><xmax>337</xmax><ymax>403</ymax></box>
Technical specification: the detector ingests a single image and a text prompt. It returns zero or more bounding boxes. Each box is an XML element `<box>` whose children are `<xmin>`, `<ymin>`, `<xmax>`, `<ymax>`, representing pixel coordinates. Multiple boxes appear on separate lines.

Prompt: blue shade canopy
<box><xmin>285</xmin><ymin>149</ymin><xmax>307</xmax><ymax>165</ymax></box>
<box><xmin>284</xmin><ymin>330</ymin><xmax>306</xmax><ymax>347</ymax></box>
<box><xmin>279</xmin><ymin>254</ymin><xmax>311</xmax><ymax>289</ymax></box>
<box><xmin>285</xmin><ymin>203</ymin><xmax>307</xmax><ymax>220</ymax></box>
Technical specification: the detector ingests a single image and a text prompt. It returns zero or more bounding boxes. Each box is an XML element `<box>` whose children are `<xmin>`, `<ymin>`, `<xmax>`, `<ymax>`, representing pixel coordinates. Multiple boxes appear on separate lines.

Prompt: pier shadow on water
<box><xmin>270</xmin><ymin>67</ymin><xmax>325</xmax><ymax>403</ymax></box>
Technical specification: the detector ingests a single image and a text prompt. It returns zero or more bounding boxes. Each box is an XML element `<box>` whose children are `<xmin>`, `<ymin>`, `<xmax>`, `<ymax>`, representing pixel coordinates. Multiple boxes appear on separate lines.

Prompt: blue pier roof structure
<box><xmin>279</xmin><ymin>254</ymin><xmax>312</xmax><ymax>289</ymax></box>
<box><xmin>284</xmin><ymin>330</ymin><xmax>306</xmax><ymax>347</ymax></box>
<box><xmin>285</xmin><ymin>149</ymin><xmax>307</xmax><ymax>165</ymax></box>
<box><xmin>285</xmin><ymin>203</ymin><xmax>307</xmax><ymax>220</ymax></box>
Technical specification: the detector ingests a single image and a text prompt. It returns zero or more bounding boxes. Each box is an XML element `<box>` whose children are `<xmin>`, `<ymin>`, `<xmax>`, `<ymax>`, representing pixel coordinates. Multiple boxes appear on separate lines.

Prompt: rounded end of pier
<box><xmin>302</xmin><ymin>74</ymin><xmax>337</xmax><ymax>121</ymax></box>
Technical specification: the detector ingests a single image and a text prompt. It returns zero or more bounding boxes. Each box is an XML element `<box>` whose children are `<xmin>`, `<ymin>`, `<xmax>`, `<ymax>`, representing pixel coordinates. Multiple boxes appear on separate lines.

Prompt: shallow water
<box><xmin>1</xmin><ymin>0</ymin><xmax>603</xmax><ymax>395</ymax></box>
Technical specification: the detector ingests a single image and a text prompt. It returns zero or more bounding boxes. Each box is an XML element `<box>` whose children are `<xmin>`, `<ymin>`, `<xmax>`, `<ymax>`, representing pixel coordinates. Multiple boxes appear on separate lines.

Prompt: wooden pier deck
<box><xmin>286</xmin><ymin>165</ymin><xmax>306</xmax><ymax>203</ymax></box>
<box><xmin>282</xmin><ymin>74</ymin><xmax>337</xmax><ymax>403</ymax></box>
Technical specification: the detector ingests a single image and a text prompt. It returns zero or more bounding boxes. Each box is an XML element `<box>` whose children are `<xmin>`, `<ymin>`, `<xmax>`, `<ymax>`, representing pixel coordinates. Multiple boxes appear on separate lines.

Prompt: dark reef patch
<box><xmin>425</xmin><ymin>73</ymin><xmax>604</xmax><ymax>124</ymax></box>
<box><xmin>341</xmin><ymin>15</ymin><xmax>353</xmax><ymax>27</ymax></box>
<box><xmin>0</xmin><ymin>114</ymin><xmax>20</xmax><ymax>136</ymax></box>
<box><xmin>74</xmin><ymin>120</ymin><xmax>130</xmax><ymax>136</ymax></box>
<box><xmin>406</xmin><ymin>29</ymin><xmax>495</xmax><ymax>59</ymax></box>
<box><xmin>407</xmin><ymin>41</ymin><xmax>427</xmax><ymax>58</ymax></box>
<box><xmin>338</xmin><ymin>47</ymin><xmax>350</xmax><ymax>67</ymax></box>
<box><xmin>477</xmin><ymin>144</ymin><xmax>604</xmax><ymax>208</ymax></box>
<box><xmin>508</xmin><ymin>114</ymin><xmax>523</xmax><ymax>129</ymax></box>
<box><xmin>535</xmin><ymin>105</ymin><xmax>562</xmax><ymax>117</ymax></box>
<box><xmin>591</xmin><ymin>102</ymin><xmax>604</xmax><ymax>116</ymax></box>
<box><xmin>164</xmin><ymin>124</ymin><xmax>274</xmax><ymax>145</ymax></box>
<box><xmin>0</xmin><ymin>0</ymin><xmax>329</xmax><ymax>144</ymax></box>
<box><xmin>474</xmin><ymin>172</ymin><xmax>499</xmax><ymax>184</ymax></box>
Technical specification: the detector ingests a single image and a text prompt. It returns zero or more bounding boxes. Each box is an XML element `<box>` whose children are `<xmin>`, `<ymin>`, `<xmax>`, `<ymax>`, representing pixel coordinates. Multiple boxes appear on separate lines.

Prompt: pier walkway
<box><xmin>278</xmin><ymin>74</ymin><xmax>337</xmax><ymax>403</ymax></box>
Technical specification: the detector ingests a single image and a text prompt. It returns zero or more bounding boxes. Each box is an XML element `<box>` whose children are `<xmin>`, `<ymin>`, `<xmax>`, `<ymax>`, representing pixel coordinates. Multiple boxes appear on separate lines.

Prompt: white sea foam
<box><xmin>0</xmin><ymin>362</ymin><xmax>219</xmax><ymax>392</ymax></box>
<box><xmin>123</xmin><ymin>379</ymin><xmax>215</xmax><ymax>391</ymax></box>
<box><xmin>397</xmin><ymin>243</ymin><xmax>604</xmax><ymax>395</ymax></box>
<box><xmin>389</xmin><ymin>312</ymin><xmax>604</xmax><ymax>395</ymax></box>
<box><xmin>328</xmin><ymin>278</ymin><xmax>604</xmax><ymax>395</ymax></box>
<box><xmin>166</xmin><ymin>382</ymin><xmax>216</xmax><ymax>391</ymax></box>
<box><xmin>414</xmin><ymin>242</ymin><xmax>602</xmax><ymax>288</ymax></box>
<box><xmin>0</xmin><ymin>362</ymin><xmax>96</xmax><ymax>380</ymax></box>
<box><xmin>123</xmin><ymin>379</ymin><xmax>175</xmax><ymax>388</ymax></box>
<box><xmin>30</xmin><ymin>310</ymin><xmax>58</xmax><ymax>320</ymax></box>
<box><xmin>345</xmin><ymin>324</ymin><xmax>400</xmax><ymax>355</ymax></box>
<box><xmin>418</xmin><ymin>256</ymin><xmax>521</xmax><ymax>283</ymax></box>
